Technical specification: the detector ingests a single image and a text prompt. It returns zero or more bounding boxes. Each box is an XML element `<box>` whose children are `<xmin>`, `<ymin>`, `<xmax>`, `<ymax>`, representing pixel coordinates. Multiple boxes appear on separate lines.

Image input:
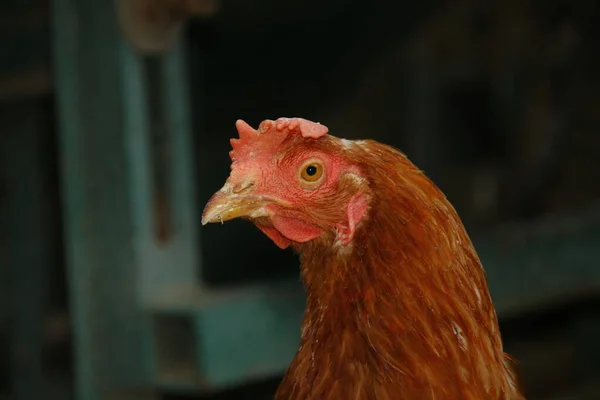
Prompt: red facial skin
<box><xmin>224</xmin><ymin>118</ymin><xmax>369</xmax><ymax>249</ymax></box>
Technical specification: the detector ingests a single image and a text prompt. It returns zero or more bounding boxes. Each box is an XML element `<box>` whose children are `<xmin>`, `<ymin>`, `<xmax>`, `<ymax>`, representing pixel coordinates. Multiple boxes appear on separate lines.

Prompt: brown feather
<box><xmin>274</xmin><ymin>138</ymin><xmax>525</xmax><ymax>400</ymax></box>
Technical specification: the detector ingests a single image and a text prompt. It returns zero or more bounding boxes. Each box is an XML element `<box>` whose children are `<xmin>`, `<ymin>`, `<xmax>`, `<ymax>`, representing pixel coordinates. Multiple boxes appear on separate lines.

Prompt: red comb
<box><xmin>229</xmin><ymin>120</ymin><xmax>259</xmax><ymax>162</ymax></box>
<box><xmin>229</xmin><ymin>117</ymin><xmax>329</xmax><ymax>162</ymax></box>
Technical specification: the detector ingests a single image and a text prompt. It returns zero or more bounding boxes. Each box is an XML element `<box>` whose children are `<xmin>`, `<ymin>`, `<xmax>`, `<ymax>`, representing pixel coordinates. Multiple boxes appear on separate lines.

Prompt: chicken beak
<box><xmin>201</xmin><ymin>182</ymin><xmax>274</xmax><ymax>225</ymax></box>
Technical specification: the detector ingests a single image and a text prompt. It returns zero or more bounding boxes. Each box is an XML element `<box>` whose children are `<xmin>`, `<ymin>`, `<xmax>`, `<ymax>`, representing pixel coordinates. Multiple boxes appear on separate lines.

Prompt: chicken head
<box><xmin>202</xmin><ymin>117</ymin><xmax>369</xmax><ymax>249</ymax></box>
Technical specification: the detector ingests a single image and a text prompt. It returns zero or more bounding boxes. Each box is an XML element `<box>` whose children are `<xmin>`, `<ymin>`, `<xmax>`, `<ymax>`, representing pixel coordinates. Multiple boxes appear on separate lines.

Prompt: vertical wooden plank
<box><xmin>159</xmin><ymin>42</ymin><xmax>200</xmax><ymax>289</ymax></box>
<box><xmin>52</xmin><ymin>3</ymin><xmax>98</xmax><ymax>397</ymax></box>
<box><xmin>119</xmin><ymin>22</ymin><xmax>199</xmax><ymax>305</ymax></box>
<box><xmin>52</xmin><ymin>0</ymin><xmax>201</xmax><ymax>397</ymax></box>
<box><xmin>51</xmin><ymin>0</ymin><xmax>155</xmax><ymax>398</ymax></box>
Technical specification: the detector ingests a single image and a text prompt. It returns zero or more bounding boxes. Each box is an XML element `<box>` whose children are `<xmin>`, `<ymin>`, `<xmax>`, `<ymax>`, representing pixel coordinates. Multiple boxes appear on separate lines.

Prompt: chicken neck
<box><xmin>276</xmin><ymin>159</ymin><xmax>521</xmax><ymax>399</ymax></box>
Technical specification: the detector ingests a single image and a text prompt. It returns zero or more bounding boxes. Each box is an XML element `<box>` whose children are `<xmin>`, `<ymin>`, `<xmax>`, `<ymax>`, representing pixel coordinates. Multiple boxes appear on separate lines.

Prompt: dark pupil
<box><xmin>306</xmin><ymin>165</ymin><xmax>318</xmax><ymax>176</ymax></box>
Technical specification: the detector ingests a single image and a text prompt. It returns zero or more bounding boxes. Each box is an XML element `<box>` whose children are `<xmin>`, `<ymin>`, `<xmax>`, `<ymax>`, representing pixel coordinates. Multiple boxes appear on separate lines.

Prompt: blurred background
<box><xmin>1</xmin><ymin>0</ymin><xmax>600</xmax><ymax>399</ymax></box>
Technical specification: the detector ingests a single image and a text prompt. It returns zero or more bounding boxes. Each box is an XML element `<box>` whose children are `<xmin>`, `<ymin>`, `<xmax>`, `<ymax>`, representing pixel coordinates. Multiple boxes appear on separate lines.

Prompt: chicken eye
<box><xmin>300</xmin><ymin>162</ymin><xmax>324</xmax><ymax>182</ymax></box>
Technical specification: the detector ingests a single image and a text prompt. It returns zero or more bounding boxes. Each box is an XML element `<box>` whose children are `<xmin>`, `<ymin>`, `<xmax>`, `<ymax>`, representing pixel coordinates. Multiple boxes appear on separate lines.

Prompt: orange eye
<box><xmin>300</xmin><ymin>162</ymin><xmax>324</xmax><ymax>182</ymax></box>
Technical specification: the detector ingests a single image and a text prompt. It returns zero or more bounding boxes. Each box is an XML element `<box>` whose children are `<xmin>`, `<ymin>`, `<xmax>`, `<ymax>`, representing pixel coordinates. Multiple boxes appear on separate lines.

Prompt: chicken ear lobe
<box><xmin>335</xmin><ymin>193</ymin><xmax>368</xmax><ymax>246</ymax></box>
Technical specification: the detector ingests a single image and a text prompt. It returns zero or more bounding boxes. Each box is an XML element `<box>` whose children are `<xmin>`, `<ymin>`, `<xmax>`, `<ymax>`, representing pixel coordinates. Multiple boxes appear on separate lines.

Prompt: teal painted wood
<box><xmin>52</xmin><ymin>0</ymin><xmax>157</xmax><ymax>398</ymax></box>
<box><xmin>119</xmin><ymin>40</ymin><xmax>200</xmax><ymax>302</ymax></box>
<box><xmin>477</xmin><ymin>208</ymin><xmax>600</xmax><ymax>318</ymax></box>
<box><xmin>52</xmin><ymin>0</ymin><xmax>203</xmax><ymax>398</ymax></box>
<box><xmin>194</xmin><ymin>283</ymin><xmax>305</xmax><ymax>388</ymax></box>
<box><xmin>145</xmin><ymin>281</ymin><xmax>304</xmax><ymax>391</ymax></box>
<box><xmin>119</xmin><ymin>35</ymin><xmax>202</xmax><ymax>390</ymax></box>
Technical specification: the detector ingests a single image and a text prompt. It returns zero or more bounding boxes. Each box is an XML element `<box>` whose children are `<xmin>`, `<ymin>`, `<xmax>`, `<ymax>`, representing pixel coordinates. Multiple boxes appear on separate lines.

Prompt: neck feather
<box><xmin>277</xmin><ymin>150</ymin><xmax>521</xmax><ymax>399</ymax></box>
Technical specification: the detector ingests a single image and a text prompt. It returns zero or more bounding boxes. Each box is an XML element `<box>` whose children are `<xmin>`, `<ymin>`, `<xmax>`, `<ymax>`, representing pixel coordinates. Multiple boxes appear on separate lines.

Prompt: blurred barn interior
<box><xmin>1</xmin><ymin>0</ymin><xmax>600</xmax><ymax>399</ymax></box>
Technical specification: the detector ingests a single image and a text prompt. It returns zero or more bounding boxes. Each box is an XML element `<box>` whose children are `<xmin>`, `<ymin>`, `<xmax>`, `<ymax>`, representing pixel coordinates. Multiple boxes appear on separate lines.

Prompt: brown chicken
<box><xmin>202</xmin><ymin>117</ymin><xmax>525</xmax><ymax>399</ymax></box>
